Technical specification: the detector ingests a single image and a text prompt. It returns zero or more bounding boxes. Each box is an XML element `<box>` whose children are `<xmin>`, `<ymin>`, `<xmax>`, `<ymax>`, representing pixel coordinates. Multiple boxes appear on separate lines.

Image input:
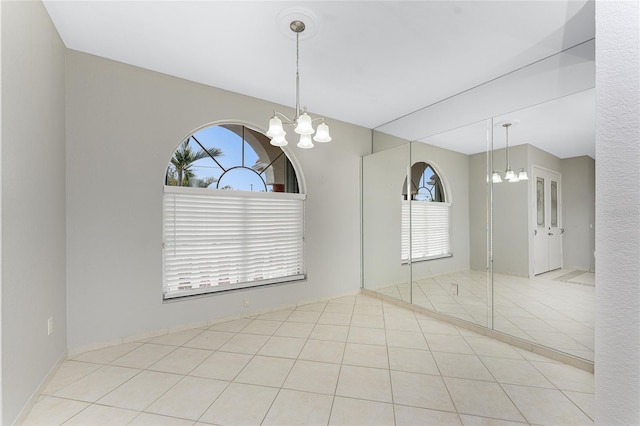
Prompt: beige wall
<box><xmin>493</xmin><ymin>144</ymin><xmax>530</xmax><ymax>277</ymax></box>
<box><xmin>1</xmin><ymin>1</ymin><xmax>67</xmax><ymax>423</ymax></box>
<box><xmin>65</xmin><ymin>50</ymin><xmax>371</xmax><ymax>350</ymax></box>
<box><xmin>561</xmin><ymin>156</ymin><xmax>595</xmax><ymax>272</ymax></box>
<box><xmin>528</xmin><ymin>144</ymin><xmax>562</xmax><ymax>172</ymax></box>
<box><xmin>363</xmin><ymin>143</ymin><xmax>410</xmax><ymax>289</ymax></box>
<box><xmin>372</xmin><ymin>130</ymin><xmax>408</xmax><ymax>153</ymax></box>
<box><xmin>469</xmin><ymin>151</ymin><xmax>488</xmax><ymax>271</ymax></box>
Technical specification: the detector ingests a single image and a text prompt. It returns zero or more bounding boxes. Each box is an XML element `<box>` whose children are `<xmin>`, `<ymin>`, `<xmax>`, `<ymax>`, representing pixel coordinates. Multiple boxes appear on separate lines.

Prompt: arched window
<box><xmin>163</xmin><ymin>124</ymin><xmax>305</xmax><ymax>299</ymax></box>
<box><xmin>165</xmin><ymin>124</ymin><xmax>299</xmax><ymax>193</ymax></box>
<box><xmin>401</xmin><ymin>162</ymin><xmax>451</xmax><ymax>262</ymax></box>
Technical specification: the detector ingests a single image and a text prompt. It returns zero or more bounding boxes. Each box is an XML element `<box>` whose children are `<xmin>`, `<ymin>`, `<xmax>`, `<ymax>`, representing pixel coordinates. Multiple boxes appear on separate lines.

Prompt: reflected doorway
<box><xmin>533</xmin><ymin>167</ymin><xmax>563</xmax><ymax>275</ymax></box>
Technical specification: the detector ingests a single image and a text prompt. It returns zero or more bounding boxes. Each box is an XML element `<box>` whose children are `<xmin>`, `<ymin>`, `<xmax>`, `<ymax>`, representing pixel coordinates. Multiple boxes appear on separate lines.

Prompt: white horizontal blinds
<box><xmin>401</xmin><ymin>201</ymin><xmax>451</xmax><ymax>261</ymax></box>
<box><xmin>401</xmin><ymin>202</ymin><xmax>411</xmax><ymax>261</ymax></box>
<box><xmin>163</xmin><ymin>186</ymin><xmax>305</xmax><ymax>298</ymax></box>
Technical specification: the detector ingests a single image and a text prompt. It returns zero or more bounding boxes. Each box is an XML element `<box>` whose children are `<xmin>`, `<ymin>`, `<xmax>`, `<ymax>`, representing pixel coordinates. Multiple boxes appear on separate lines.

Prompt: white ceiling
<box><xmin>42</xmin><ymin>0</ymin><xmax>596</xmax><ymax>158</ymax></box>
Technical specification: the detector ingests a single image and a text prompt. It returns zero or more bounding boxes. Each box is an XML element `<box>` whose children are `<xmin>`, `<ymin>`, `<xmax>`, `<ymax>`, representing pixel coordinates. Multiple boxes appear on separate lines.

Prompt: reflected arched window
<box><xmin>163</xmin><ymin>124</ymin><xmax>305</xmax><ymax>300</ymax></box>
<box><xmin>401</xmin><ymin>162</ymin><xmax>451</xmax><ymax>262</ymax></box>
<box><xmin>402</xmin><ymin>162</ymin><xmax>444</xmax><ymax>202</ymax></box>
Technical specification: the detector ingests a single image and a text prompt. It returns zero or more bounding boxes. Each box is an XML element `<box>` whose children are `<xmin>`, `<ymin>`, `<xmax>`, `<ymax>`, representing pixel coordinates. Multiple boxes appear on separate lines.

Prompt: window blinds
<box><xmin>163</xmin><ymin>186</ymin><xmax>305</xmax><ymax>299</ymax></box>
<box><xmin>401</xmin><ymin>201</ymin><xmax>451</xmax><ymax>261</ymax></box>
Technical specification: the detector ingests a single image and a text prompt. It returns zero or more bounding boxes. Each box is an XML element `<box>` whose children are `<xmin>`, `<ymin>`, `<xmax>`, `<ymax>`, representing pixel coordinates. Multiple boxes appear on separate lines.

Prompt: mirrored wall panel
<box><xmin>409</xmin><ymin>123</ymin><xmax>490</xmax><ymax>327</ymax></box>
<box><xmin>362</xmin><ymin>89</ymin><xmax>595</xmax><ymax>363</ymax></box>
<box><xmin>490</xmin><ymin>89</ymin><xmax>595</xmax><ymax>361</ymax></box>
<box><xmin>362</xmin><ymin>138</ymin><xmax>410</xmax><ymax>299</ymax></box>
<box><xmin>364</xmin><ymin>123</ymin><xmax>491</xmax><ymax>328</ymax></box>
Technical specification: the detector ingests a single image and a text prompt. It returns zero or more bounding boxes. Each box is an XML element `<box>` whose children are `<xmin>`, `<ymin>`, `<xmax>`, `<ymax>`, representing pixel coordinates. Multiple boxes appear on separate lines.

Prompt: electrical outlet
<box><xmin>451</xmin><ymin>283</ymin><xmax>459</xmax><ymax>296</ymax></box>
<box><xmin>243</xmin><ymin>299</ymin><xmax>250</xmax><ymax>308</ymax></box>
<box><xmin>47</xmin><ymin>317</ymin><xmax>53</xmax><ymax>336</ymax></box>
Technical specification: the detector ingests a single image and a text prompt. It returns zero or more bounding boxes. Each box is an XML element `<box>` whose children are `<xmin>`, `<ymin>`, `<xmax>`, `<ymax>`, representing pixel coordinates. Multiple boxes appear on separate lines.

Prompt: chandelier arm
<box><xmin>273</xmin><ymin>111</ymin><xmax>325</xmax><ymax>125</ymax></box>
<box><xmin>272</xmin><ymin>110</ymin><xmax>296</xmax><ymax>126</ymax></box>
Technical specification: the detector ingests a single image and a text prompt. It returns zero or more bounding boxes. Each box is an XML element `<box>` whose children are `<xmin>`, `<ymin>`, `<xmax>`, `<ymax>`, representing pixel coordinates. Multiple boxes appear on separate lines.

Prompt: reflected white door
<box><xmin>533</xmin><ymin>168</ymin><xmax>562</xmax><ymax>275</ymax></box>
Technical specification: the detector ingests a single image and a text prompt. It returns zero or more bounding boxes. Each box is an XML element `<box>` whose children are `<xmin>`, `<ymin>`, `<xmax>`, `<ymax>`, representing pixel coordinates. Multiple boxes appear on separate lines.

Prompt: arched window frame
<box><xmin>162</xmin><ymin>120</ymin><xmax>307</xmax><ymax>300</ymax></box>
<box><xmin>401</xmin><ymin>162</ymin><xmax>452</xmax><ymax>263</ymax></box>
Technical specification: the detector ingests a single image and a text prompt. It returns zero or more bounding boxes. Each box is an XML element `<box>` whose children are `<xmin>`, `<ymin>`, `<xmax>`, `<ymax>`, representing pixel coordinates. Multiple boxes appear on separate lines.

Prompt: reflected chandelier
<box><xmin>266</xmin><ymin>20</ymin><xmax>331</xmax><ymax>149</ymax></box>
<box><xmin>492</xmin><ymin>122</ymin><xmax>528</xmax><ymax>183</ymax></box>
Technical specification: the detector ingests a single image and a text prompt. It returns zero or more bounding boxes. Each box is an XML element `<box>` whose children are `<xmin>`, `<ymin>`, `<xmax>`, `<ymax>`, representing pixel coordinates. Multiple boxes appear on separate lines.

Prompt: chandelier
<box><xmin>492</xmin><ymin>122</ymin><xmax>528</xmax><ymax>183</ymax></box>
<box><xmin>266</xmin><ymin>20</ymin><xmax>331</xmax><ymax>149</ymax></box>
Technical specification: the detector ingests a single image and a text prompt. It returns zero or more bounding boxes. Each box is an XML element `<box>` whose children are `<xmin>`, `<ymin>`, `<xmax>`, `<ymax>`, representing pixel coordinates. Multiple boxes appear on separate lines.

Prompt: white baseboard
<box><xmin>14</xmin><ymin>350</ymin><xmax>67</xmax><ymax>426</ymax></box>
<box><xmin>67</xmin><ymin>289</ymin><xmax>360</xmax><ymax>357</ymax></box>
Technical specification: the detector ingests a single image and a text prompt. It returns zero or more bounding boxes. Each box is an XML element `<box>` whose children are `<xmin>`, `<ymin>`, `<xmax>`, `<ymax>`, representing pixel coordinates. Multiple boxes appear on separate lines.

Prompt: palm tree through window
<box><xmin>166</xmin><ymin>124</ymin><xmax>299</xmax><ymax>193</ymax></box>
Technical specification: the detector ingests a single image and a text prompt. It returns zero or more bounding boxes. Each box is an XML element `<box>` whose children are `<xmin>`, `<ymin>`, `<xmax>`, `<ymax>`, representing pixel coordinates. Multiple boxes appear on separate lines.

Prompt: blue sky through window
<box><xmin>183</xmin><ymin>125</ymin><xmax>264</xmax><ymax>191</ymax></box>
<box><xmin>414</xmin><ymin>165</ymin><xmax>439</xmax><ymax>202</ymax></box>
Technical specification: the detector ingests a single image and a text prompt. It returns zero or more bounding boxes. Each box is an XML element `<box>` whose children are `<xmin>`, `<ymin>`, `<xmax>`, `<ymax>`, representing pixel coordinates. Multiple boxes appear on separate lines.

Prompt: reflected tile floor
<box><xmin>23</xmin><ymin>293</ymin><xmax>593</xmax><ymax>425</ymax></box>
<box><xmin>375</xmin><ymin>269</ymin><xmax>595</xmax><ymax>361</ymax></box>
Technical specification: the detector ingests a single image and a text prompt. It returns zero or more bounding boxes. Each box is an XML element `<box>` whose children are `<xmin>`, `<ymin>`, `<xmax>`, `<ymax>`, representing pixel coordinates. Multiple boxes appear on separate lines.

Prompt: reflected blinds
<box><xmin>163</xmin><ymin>186</ymin><xmax>305</xmax><ymax>299</ymax></box>
<box><xmin>401</xmin><ymin>201</ymin><xmax>451</xmax><ymax>261</ymax></box>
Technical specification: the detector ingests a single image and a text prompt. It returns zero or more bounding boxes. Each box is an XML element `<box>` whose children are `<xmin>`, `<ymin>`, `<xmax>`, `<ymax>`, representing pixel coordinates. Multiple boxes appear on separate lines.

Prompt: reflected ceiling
<box><xmin>43</xmin><ymin>0</ymin><xmax>595</xmax><ymax>158</ymax></box>
<box><xmin>423</xmin><ymin>89</ymin><xmax>595</xmax><ymax>158</ymax></box>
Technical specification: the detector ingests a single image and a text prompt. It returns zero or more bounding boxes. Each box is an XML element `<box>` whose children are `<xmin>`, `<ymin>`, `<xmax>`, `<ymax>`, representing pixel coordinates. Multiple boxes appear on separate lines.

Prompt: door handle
<box><xmin>534</xmin><ymin>229</ymin><xmax>537</xmax><ymax>236</ymax></box>
<box><xmin>561</xmin><ymin>228</ymin><xmax>565</xmax><ymax>234</ymax></box>
<box><xmin>548</xmin><ymin>232</ymin><xmax>553</xmax><ymax>236</ymax></box>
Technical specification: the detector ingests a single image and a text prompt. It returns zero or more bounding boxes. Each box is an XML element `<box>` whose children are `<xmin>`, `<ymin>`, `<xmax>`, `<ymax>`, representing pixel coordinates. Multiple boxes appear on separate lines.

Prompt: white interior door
<box><xmin>533</xmin><ymin>167</ymin><xmax>562</xmax><ymax>275</ymax></box>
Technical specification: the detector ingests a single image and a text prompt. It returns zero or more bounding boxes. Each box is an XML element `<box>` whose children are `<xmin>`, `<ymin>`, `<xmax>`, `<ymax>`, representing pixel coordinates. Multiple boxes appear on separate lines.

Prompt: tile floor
<box><xmin>374</xmin><ymin>269</ymin><xmax>594</xmax><ymax>361</ymax></box>
<box><xmin>22</xmin><ymin>293</ymin><xmax>593</xmax><ymax>425</ymax></box>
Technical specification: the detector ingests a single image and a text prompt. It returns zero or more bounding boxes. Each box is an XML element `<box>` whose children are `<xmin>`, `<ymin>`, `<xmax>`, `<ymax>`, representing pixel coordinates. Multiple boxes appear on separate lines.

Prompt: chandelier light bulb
<box><xmin>504</xmin><ymin>168</ymin><xmax>515</xmax><ymax>181</ymax></box>
<box><xmin>492</xmin><ymin>171</ymin><xmax>503</xmax><ymax>183</ymax></box>
<box><xmin>266</xmin><ymin>116</ymin><xmax>285</xmax><ymax>138</ymax></box>
<box><xmin>313</xmin><ymin>121</ymin><xmax>332</xmax><ymax>142</ymax></box>
<box><xmin>518</xmin><ymin>169</ymin><xmax>529</xmax><ymax>180</ymax></box>
<box><xmin>297</xmin><ymin>133</ymin><xmax>314</xmax><ymax>149</ymax></box>
<box><xmin>270</xmin><ymin>134</ymin><xmax>288</xmax><ymax>147</ymax></box>
<box><xmin>294</xmin><ymin>112</ymin><xmax>314</xmax><ymax>135</ymax></box>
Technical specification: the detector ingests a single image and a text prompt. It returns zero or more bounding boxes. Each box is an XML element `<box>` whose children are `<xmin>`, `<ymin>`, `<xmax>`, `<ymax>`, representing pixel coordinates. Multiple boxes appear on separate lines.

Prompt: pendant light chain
<box><xmin>505</xmin><ymin>123</ymin><xmax>510</xmax><ymax>170</ymax></box>
<box><xmin>295</xmin><ymin>29</ymin><xmax>300</xmax><ymax>120</ymax></box>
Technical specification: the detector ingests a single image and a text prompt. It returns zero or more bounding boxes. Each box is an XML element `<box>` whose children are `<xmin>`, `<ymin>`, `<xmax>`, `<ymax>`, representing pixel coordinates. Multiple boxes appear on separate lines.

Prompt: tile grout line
<box><xmin>326</xmin><ymin>296</ymin><xmax>354</xmax><ymax>425</ymax></box>
<box><xmin>172</xmin><ymin>329</ymin><xmax>238</xmax><ymax>424</ymax></box>
<box><xmin>462</xmin><ymin>332</ymin><xmax>537</xmax><ymax>424</ymax></box>
<box><xmin>381</xmin><ymin>298</ymin><xmax>398</xmax><ymax>425</ymax></box>
<box><xmin>187</xmin><ymin>313</ymin><xmax>284</xmax><ymax>424</ymax></box>
<box><xmin>558</xmin><ymin>388</ymin><xmax>595</xmax><ymax>422</ymax></box>
<box><xmin>417</xmin><ymin>307</ymin><xmax>466</xmax><ymax>426</ymax></box>
<box><xmin>261</xmin><ymin>302</ymin><xmax>329</xmax><ymax>425</ymax></box>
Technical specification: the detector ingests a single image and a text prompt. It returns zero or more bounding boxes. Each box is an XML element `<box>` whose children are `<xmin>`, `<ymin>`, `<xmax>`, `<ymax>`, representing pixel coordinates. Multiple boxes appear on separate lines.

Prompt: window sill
<box><xmin>401</xmin><ymin>253</ymin><xmax>452</xmax><ymax>265</ymax></box>
<box><xmin>163</xmin><ymin>274</ymin><xmax>306</xmax><ymax>302</ymax></box>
